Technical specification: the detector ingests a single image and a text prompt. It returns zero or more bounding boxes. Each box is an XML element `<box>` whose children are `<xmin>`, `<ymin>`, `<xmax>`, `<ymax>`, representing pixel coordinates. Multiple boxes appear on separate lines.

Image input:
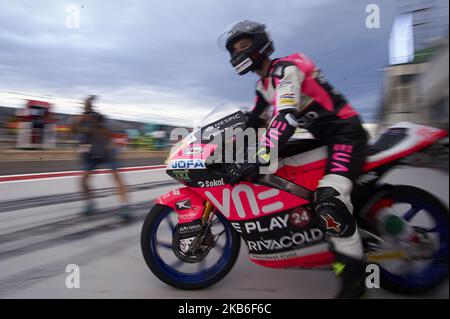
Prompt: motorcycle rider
<box><xmin>222</xmin><ymin>20</ymin><xmax>369</xmax><ymax>298</ymax></box>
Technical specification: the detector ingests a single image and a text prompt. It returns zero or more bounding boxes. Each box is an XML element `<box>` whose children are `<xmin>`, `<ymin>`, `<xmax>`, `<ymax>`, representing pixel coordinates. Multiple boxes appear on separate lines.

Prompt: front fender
<box><xmin>156</xmin><ymin>187</ymin><xmax>206</xmax><ymax>223</ymax></box>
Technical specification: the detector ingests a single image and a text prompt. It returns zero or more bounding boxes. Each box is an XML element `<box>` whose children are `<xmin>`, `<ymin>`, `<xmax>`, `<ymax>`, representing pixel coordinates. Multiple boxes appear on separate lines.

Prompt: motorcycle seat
<box><xmin>279</xmin><ymin>138</ymin><xmax>324</xmax><ymax>158</ymax></box>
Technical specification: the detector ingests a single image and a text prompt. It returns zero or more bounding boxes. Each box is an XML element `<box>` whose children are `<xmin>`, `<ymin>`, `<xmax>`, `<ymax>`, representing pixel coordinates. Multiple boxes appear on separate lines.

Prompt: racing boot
<box><xmin>333</xmin><ymin>252</ymin><xmax>367</xmax><ymax>299</ymax></box>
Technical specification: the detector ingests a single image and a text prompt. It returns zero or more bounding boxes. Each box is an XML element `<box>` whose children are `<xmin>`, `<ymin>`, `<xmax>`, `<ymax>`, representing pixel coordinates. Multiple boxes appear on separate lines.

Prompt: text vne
<box><xmin>202</xmin><ymin>184</ymin><xmax>307</xmax><ymax>220</ymax></box>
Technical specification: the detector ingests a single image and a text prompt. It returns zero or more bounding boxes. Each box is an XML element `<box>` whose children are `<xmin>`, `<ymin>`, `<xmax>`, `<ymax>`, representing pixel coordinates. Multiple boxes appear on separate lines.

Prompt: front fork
<box><xmin>201</xmin><ymin>200</ymin><xmax>214</xmax><ymax>224</ymax></box>
<box><xmin>187</xmin><ymin>200</ymin><xmax>219</xmax><ymax>252</ymax></box>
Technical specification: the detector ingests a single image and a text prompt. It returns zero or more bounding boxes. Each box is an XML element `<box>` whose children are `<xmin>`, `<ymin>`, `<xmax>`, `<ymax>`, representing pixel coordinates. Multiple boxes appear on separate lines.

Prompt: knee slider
<box><xmin>315</xmin><ymin>187</ymin><xmax>356</xmax><ymax>238</ymax></box>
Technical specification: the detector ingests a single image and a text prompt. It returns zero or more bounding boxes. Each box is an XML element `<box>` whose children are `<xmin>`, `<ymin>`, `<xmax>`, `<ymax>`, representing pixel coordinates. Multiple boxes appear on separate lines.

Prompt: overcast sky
<box><xmin>0</xmin><ymin>0</ymin><xmax>401</xmax><ymax>125</ymax></box>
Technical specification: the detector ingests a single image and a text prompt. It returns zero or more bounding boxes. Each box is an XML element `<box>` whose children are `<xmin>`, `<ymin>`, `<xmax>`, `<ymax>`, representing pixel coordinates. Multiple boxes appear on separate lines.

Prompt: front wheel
<box><xmin>140</xmin><ymin>204</ymin><xmax>241</xmax><ymax>290</ymax></box>
<box><xmin>363</xmin><ymin>185</ymin><xmax>449</xmax><ymax>295</ymax></box>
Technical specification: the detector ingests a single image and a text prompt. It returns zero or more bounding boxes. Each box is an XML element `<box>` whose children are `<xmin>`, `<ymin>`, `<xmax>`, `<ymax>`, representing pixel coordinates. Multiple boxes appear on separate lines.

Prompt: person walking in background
<box><xmin>71</xmin><ymin>95</ymin><xmax>131</xmax><ymax>220</ymax></box>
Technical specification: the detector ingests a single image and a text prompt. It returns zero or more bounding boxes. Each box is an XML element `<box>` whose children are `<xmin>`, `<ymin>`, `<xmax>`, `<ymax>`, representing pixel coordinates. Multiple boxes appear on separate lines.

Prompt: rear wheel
<box><xmin>363</xmin><ymin>185</ymin><xmax>449</xmax><ymax>294</ymax></box>
<box><xmin>140</xmin><ymin>204</ymin><xmax>241</xmax><ymax>290</ymax></box>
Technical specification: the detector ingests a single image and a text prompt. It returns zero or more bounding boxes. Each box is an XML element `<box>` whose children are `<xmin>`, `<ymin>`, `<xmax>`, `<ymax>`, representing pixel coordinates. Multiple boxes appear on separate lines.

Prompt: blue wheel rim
<box><xmin>379</xmin><ymin>197</ymin><xmax>449</xmax><ymax>289</ymax></box>
<box><xmin>149</xmin><ymin>207</ymin><xmax>233</xmax><ymax>285</ymax></box>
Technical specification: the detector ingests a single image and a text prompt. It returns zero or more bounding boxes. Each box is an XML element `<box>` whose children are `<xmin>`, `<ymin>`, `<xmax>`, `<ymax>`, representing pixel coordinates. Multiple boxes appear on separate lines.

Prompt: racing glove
<box><xmin>229</xmin><ymin>162</ymin><xmax>260</xmax><ymax>187</ymax></box>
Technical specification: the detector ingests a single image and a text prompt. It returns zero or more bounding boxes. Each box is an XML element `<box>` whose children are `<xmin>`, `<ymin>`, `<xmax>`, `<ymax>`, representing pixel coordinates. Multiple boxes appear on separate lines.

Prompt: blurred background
<box><xmin>0</xmin><ymin>0</ymin><xmax>448</xmax><ymax>299</ymax></box>
<box><xmin>0</xmin><ymin>0</ymin><xmax>448</xmax><ymax>153</ymax></box>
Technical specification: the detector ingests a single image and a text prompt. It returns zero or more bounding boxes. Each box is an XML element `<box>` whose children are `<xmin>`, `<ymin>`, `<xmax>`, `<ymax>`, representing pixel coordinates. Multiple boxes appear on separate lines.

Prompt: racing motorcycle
<box><xmin>141</xmin><ymin>103</ymin><xmax>449</xmax><ymax>295</ymax></box>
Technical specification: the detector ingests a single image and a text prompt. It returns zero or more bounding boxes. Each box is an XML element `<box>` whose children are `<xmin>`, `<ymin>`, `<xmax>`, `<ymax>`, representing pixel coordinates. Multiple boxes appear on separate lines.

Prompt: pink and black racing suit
<box><xmin>246</xmin><ymin>53</ymin><xmax>369</xmax><ymax>259</ymax></box>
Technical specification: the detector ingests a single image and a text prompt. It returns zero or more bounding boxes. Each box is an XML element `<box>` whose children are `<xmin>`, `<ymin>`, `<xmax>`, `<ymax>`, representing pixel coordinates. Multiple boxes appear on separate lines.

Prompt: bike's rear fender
<box><xmin>156</xmin><ymin>187</ymin><xmax>205</xmax><ymax>224</ymax></box>
<box><xmin>355</xmin><ymin>183</ymin><xmax>397</xmax><ymax>227</ymax></box>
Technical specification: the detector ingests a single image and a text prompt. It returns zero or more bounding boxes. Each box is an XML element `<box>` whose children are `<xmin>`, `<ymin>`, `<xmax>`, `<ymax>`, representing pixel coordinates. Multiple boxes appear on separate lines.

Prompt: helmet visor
<box><xmin>217</xmin><ymin>20</ymin><xmax>263</xmax><ymax>53</ymax></box>
<box><xmin>217</xmin><ymin>20</ymin><xmax>243</xmax><ymax>53</ymax></box>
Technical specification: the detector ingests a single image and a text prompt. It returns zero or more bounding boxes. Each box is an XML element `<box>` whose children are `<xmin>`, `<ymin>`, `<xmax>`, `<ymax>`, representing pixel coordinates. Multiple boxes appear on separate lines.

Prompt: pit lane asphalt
<box><xmin>0</xmin><ymin>166</ymin><xmax>448</xmax><ymax>299</ymax></box>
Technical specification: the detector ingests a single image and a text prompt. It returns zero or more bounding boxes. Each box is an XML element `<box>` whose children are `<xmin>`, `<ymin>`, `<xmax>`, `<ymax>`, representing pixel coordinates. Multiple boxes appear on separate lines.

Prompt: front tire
<box><xmin>140</xmin><ymin>204</ymin><xmax>241</xmax><ymax>290</ymax></box>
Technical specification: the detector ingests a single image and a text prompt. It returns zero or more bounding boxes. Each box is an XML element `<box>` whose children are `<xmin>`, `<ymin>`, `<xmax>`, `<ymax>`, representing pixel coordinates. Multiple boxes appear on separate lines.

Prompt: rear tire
<box><xmin>365</xmin><ymin>185</ymin><xmax>449</xmax><ymax>295</ymax></box>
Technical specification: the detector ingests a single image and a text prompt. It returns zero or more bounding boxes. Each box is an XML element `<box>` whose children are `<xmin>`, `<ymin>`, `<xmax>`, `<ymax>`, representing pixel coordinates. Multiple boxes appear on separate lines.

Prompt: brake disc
<box><xmin>172</xmin><ymin>226</ymin><xmax>215</xmax><ymax>263</ymax></box>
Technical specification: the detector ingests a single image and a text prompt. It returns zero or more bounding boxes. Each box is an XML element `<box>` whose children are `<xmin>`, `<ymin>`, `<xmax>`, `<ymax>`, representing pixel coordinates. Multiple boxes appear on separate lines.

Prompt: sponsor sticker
<box><xmin>289</xmin><ymin>208</ymin><xmax>312</xmax><ymax>228</ymax></box>
<box><xmin>197</xmin><ymin>178</ymin><xmax>225</xmax><ymax>188</ymax></box>
<box><xmin>245</xmin><ymin>228</ymin><xmax>323</xmax><ymax>252</ymax></box>
<box><xmin>321</xmin><ymin>214</ymin><xmax>342</xmax><ymax>233</ymax></box>
<box><xmin>178</xmin><ymin>211</ymin><xmax>198</xmax><ymax>221</ymax></box>
<box><xmin>183</xmin><ymin>146</ymin><xmax>204</xmax><ymax>155</ymax></box>
<box><xmin>175</xmin><ymin>199</ymin><xmax>191</xmax><ymax>210</ymax></box>
<box><xmin>179</xmin><ymin>238</ymin><xmax>194</xmax><ymax>253</ymax></box>
<box><xmin>173</xmin><ymin>170</ymin><xmax>191</xmax><ymax>181</ymax></box>
<box><xmin>280</xmin><ymin>98</ymin><xmax>295</xmax><ymax>106</ymax></box>
<box><xmin>238</xmin><ymin>214</ymin><xmax>290</xmax><ymax>235</ymax></box>
<box><xmin>169</xmin><ymin>159</ymin><xmax>206</xmax><ymax>170</ymax></box>
<box><xmin>278</xmin><ymin>82</ymin><xmax>297</xmax><ymax>106</ymax></box>
<box><xmin>234</xmin><ymin>57</ymin><xmax>253</xmax><ymax>73</ymax></box>
<box><xmin>178</xmin><ymin>220</ymin><xmax>203</xmax><ymax>238</ymax></box>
